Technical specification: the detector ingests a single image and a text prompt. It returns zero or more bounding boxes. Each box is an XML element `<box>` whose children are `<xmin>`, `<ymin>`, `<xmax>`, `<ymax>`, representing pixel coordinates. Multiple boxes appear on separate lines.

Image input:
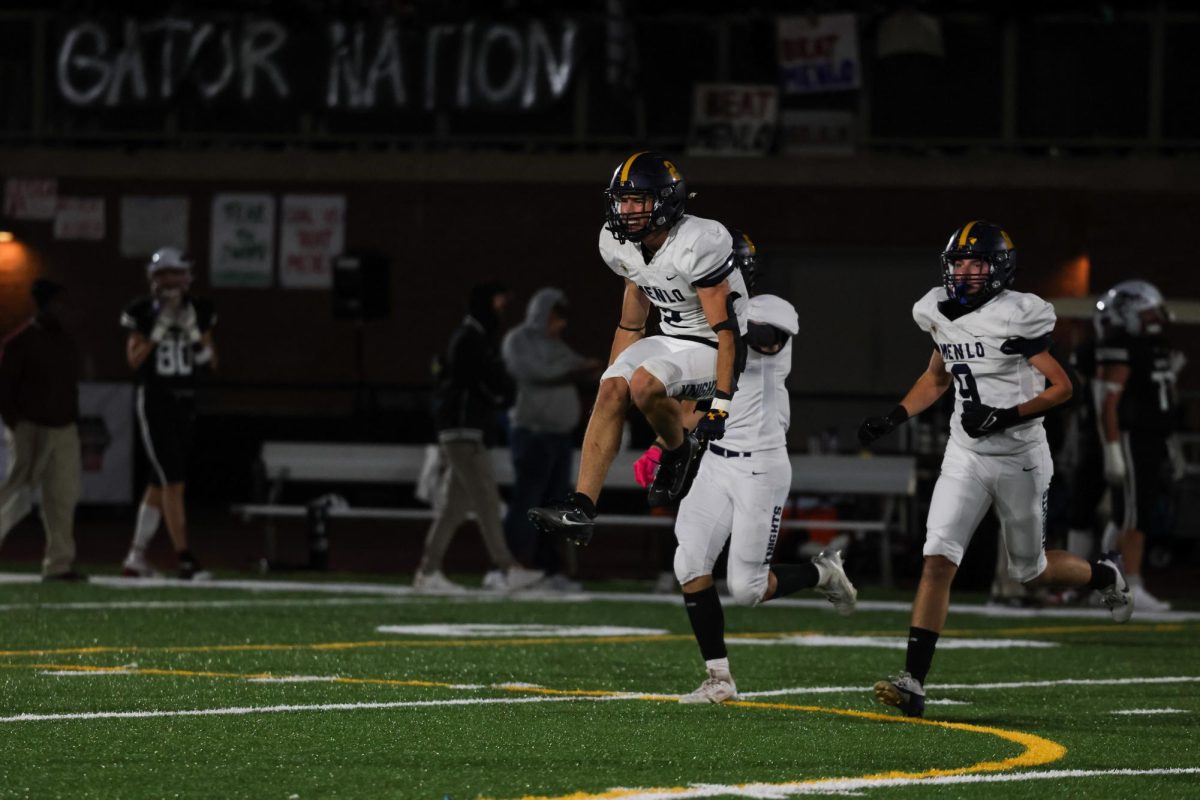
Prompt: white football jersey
<box><xmin>598</xmin><ymin>214</ymin><xmax>748</xmax><ymax>341</ymax></box>
<box><xmin>913</xmin><ymin>287</ymin><xmax>1057</xmax><ymax>455</ymax></box>
<box><xmin>719</xmin><ymin>340</ymin><xmax>792</xmax><ymax>453</ymax></box>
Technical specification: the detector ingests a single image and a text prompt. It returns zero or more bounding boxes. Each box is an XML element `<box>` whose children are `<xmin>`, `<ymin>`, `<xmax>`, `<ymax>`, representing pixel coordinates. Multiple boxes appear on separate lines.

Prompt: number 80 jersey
<box><xmin>120</xmin><ymin>295</ymin><xmax>217</xmax><ymax>393</ymax></box>
<box><xmin>913</xmin><ymin>287</ymin><xmax>1057</xmax><ymax>455</ymax></box>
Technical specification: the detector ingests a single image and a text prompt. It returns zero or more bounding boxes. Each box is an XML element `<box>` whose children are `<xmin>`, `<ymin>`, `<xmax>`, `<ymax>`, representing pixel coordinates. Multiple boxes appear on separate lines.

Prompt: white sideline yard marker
<box><xmin>0</xmin><ymin>693</ymin><xmax>640</xmax><ymax>723</ymax></box>
<box><xmin>590</xmin><ymin>768</ymin><xmax>1200</xmax><ymax>799</ymax></box>
<box><xmin>738</xmin><ymin>675</ymin><xmax>1200</xmax><ymax>699</ymax></box>
<box><xmin>3</xmin><ymin>572</ymin><xmax>1198</xmax><ymax>622</ymax></box>
<box><xmin>1111</xmin><ymin>708</ymin><xmax>1188</xmax><ymax>715</ymax></box>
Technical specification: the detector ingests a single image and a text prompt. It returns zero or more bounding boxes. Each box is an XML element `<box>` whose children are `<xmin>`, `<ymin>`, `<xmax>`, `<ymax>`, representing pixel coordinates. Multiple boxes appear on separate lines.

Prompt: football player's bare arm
<box><xmin>899</xmin><ymin>349</ymin><xmax>953</xmax><ymax>417</ymax></box>
<box><xmin>200</xmin><ymin>331</ymin><xmax>219</xmax><ymax>371</ymax></box>
<box><xmin>610</xmin><ymin>278</ymin><xmax>651</xmax><ymax>365</ymax></box>
<box><xmin>1018</xmin><ymin>350</ymin><xmax>1075</xmax><ymax>419</ymax></box>
<box><xmin>697</xmin><ymin>282</ymin><xmax>736</xmax><ymax>396</ymax></box>
<box><xmin>1096</xmin><ymin>363</ymin><xmax>1130</xmax><ymax>443</ymax></box>
<box><xmin>127</xmin><ymin>332</ymin><xmax>154</xmax><ymax>370</ymax></box>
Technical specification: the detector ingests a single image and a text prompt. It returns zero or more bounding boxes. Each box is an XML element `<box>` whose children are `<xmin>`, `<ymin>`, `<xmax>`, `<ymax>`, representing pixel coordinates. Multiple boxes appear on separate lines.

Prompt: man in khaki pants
<box><xmin>415</xmin><ymin>283</ymin><xmax>543</xmax><ymax>593</ymax></box>
<box><xmin>0</xmin><ymin>279</ymin><xmax>84</xmax><ymax>581</ymax></box>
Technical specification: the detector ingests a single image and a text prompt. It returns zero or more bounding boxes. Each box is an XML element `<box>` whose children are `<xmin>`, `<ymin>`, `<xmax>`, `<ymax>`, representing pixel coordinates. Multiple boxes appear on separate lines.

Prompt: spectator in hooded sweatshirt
<box><xmin>414</xmin><ymin>283</ymin><xmax>545</xmax><ymax>594</ymax></box>
<box><xmin>502</xmin><ymin>288</ymin><xmax>602</xmax><ymax>590</ymax></box>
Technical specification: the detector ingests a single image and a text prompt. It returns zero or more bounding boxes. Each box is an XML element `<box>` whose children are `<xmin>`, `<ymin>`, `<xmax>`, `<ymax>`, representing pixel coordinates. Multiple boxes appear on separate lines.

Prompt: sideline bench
<box><xmin>232</xmin><ymin>442</ymin><xmax>916</xmax><ymax>585</ymax></box>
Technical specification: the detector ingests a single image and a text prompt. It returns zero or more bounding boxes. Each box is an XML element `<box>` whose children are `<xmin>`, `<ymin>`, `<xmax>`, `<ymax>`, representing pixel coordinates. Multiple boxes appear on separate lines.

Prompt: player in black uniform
<box><xmin>1093</xmin><ymin>280</ymin><xmax>1181</xmax><ymax>611</ymax></box>
<box><xmin>1064</xmin><ymin>332</ymin><xmax>1107</xmax><ymax>559</ymax></box>
<box><xmin>119</xmin><ymin>248</ymin><xmax>217</xmax><ymax>580</ymax></box>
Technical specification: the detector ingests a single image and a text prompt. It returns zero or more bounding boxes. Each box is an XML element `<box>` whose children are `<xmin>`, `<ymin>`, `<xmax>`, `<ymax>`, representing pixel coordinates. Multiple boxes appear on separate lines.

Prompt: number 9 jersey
<box><xmin>913</xmin><ymin>286</ymin><xmax>1057</xmax><ymax>455</ymax></box>
<box><xmin>120</xmin><ymin>296</ymin><xmax>217</xmax><ymax>393</ymax></box>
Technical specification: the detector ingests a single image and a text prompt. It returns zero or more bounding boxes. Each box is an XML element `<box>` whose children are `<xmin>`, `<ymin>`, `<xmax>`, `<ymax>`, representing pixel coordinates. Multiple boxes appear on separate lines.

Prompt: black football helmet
<box><xmin>604</xmin><ymin>151</ymin><xmax>687</xmax><ymax>244</ymax></box>
<box><xmin>728</xmin><ymin>228</ymin><xmax>760</xmax><ymax>294</ymax></box>
<box><xmin>940</xmin><ymin>220</ymin><xmax>1016</xmax><ymax>306</ymax></box>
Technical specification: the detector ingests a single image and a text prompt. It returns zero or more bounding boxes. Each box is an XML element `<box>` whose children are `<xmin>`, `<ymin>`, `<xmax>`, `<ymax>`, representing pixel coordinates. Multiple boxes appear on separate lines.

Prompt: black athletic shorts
<box><xmin>1110</xmin><ymin>431</ymin><xmax>1170</xmax><ymax>533</ymax></box>
<box><xmin>135</xmin><ymin>386</ymin><xmax>196</xmax><ymax>486</ymax></box>
<box><xmin>1069</xmin><ymin>440</ymin><xmax>1107</xmax><ymax>531</ymax></box>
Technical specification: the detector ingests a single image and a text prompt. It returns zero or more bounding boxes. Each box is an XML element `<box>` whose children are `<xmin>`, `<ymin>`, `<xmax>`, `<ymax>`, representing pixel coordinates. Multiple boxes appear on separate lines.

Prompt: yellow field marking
<box><xmin>0</xmin><ymin>621</ymin><xmax>1187</xmax><ymax>659</ymax></box>
<box><xmin>6</xmin><ymin>658</ymin><xmax>1067</xmax><ymax>800</ymax></box>
<box><xmin>0</xmin><ymin>634</ymin><xmax>697</xmax><ymax>658</ymax></box>
<box><xmin>510</xmin><ymin>701</ymin><xmax>1066</xmax><ymax>800</ymax></box>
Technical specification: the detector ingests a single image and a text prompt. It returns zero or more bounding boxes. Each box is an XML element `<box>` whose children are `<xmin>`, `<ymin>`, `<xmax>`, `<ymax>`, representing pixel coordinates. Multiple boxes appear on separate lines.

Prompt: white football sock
<box><xmin>1067</xmin><ymin>529</ymin><xmax>1093</xmax><ymax>559</ymax></box>
<box><xmin>705</xmin><ymin>657</ymin><xmax>731</xmax><ymax>675</ymax></box>
<box><xmin>131</xmin><ymin>503</ymin><xmax>162</xmax><ymax>554</ymax></box>
<box><xmin>1100</xmin><ymin>521</ymin><xmax>1120</xmax><ymax>553</ymax></box>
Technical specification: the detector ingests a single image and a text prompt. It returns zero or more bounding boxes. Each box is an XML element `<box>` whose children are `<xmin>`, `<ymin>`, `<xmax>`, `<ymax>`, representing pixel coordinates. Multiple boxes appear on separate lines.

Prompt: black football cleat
<box><xmin>647</xmin><ymin>434</ymin><xmax>699</xmax><ymax>508</ymax></box>
<box><xmin>528</xmin><ymin>498</ymin><xmax>596</xmax><ymax>546</ymax></box>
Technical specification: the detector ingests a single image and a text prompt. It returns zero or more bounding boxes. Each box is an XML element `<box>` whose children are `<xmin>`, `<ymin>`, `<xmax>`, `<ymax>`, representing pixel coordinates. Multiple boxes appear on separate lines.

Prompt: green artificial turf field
<box><xmin>1</xmin><ymin>573</ymin><xmax>1197</xmax><ymax>799</ymax></box>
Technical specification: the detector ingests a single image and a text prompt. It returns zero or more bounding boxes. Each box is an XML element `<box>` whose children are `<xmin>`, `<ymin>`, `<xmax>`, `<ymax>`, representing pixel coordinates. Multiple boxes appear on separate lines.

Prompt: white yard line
<box><xmin>586</xmin><ymin>768</ymin><xmax>1200</xmax><ymax>799</ymax></box>
<box><xmin>2</xmin><ymin>572</ymin><xmax>1196</xmax><ymax>621</ymax></box>
<box><xmin>0</xmin><ymin>598</ymin><xmax>414</xmax><ymax>611</ymax></box>
<box><xmin>0</xmin><ymin>692</ymin><xmax>638</xmax><ymax>723</ymax></box>
<box><xmin>1111</xmin><ymin>708</ymin><xmax>1188</xmax><ymax>715</ymax></box>
<box><xmin>739</xmin><ymin>675</ymin><xmax>1200</xmax><ymax>698</ymax></box>
<box><xmin>733</xmin><ymin>635</ymin><xmax>1057</xmax><ymax>650</ymax></box>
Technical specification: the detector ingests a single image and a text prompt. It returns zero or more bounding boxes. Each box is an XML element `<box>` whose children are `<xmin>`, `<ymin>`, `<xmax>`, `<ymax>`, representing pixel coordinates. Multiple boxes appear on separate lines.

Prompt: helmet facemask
<box><xmin>940</xmin><ymin>250</ymin><xmax>1014</xmax><ymax>307</ymax></box>
<box><xmin>150</xmin><ymin>268</ymin><xmax>191</xmax><ymax>307</ymax></box>
<box><xmin>603</xmin><ymin>152</ymin><xmax>687</xmax><ymax>245</ymax></box>
<box><xmin>605</xmin><ymin>186</ymin><xmax>680</xmax><ymax>244</ymax></box>
<box><xmin>1096</xmin><ymin>280</ymin><xmax>1170</xmax><ymax>337</ymax></box>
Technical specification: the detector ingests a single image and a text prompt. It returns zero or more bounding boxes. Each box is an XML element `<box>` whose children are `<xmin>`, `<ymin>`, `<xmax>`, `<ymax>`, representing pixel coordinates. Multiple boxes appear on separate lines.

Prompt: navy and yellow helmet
<box><xmin>604</xmin><ymin>151</ymin><xmax>687</xmax><ymax>244</ymax></box>
<box><xmin>940</xmin><ymin>220</ymin><xmax>1016</xmax><ymax>305</ymax></box>
<box><xmin>728</xmin><ymin>228</ymin><xmax>760</xmax><ymax>294</ymax></box>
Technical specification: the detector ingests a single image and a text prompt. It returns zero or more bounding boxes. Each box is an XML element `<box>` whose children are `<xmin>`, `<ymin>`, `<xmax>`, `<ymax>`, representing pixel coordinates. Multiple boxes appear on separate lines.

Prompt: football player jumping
<box><xmin>528</xmin><ymin>152</ymin><xmax>748</xmax><ymax>544</ymax></box>
<box><xmin>858</xmin><ymin>221</ymin><xmax>1133</xmax><ymax>719</ymax></box>
<box><xmin>663</xmin><ymin>294</ymin><xmax>857</xmax><ymax>704</ymax></box>
<box><xmin>120</xmin><ymin>248</ymin><xmax>217</xmax><ymax>580</ymax></box>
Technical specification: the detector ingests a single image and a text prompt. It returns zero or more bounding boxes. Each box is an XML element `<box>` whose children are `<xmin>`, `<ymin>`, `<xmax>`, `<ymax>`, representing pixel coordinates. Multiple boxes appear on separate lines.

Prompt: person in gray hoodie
<box><xmin>502</xmin><ymin>288</ymin><xmax>601</xmax><ymax>587</ymax></box>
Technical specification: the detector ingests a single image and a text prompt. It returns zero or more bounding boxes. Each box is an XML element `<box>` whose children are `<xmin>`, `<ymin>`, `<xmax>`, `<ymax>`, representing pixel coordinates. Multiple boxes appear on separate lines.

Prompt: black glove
<box><xmin>858</xmin><ymin>405</ymin><xmax>909</xmax><ymax>447</ymax></box>
<box><xmin>694</xmin><ymin>392</ymin><xmax>730</xmax><ymax>442</ymax></box>
<box><xmin>960</xmin><ymin>401</ymin><xmax>1020</xmax><ymax>438</ymax></box>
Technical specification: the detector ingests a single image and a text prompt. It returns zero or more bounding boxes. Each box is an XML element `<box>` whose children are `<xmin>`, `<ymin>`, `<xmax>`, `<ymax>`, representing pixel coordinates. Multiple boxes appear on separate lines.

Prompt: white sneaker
<box><xmin>1097</xmin><ymin>555</ymin><xmax>1133</xmax><ymax>623</ymax></box>
<box><xmin>538</xmin><ymin>573</ymin><xmax>583</xmax><ymax>593</ymax></box>
<box><xmin>1131</xmin><ymin>584</ymin><xmax>1171</xmax><ymax>612</ymax></box>
<box><xmin>812</xmin><ymin>550</ymin><xmax>858</xmax><ymax>616</ymax></box>
<box><xmin>121</xmin><ymin>551</ymin><xmax>159</xmax><ymax>578</ymax></box>
<box><xmin>504</xmin><ymin>566</ymin><xmax>545</xmax><ymax>592</ymax></box>
<box><xmin>679</xmin><ymin>667</ymin><xmax>738</xmax><ymax>704</ymax></box>
<box><xmin>413</xmin><ymin>570</ymin><xmax>465</xmax><ymax>594</ymax></box>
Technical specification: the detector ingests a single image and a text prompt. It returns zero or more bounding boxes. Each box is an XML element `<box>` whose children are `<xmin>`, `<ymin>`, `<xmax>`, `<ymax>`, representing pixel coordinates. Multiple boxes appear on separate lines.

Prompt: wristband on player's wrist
<box><xmin>711</xmin><ymin>390</ymin><xmax>732</xmax><ymax>414</ymax></box>
<box><xmin>886</xmin><ymin>404</ymin><xmax>909</xmax><ymax>425</ymax></box>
